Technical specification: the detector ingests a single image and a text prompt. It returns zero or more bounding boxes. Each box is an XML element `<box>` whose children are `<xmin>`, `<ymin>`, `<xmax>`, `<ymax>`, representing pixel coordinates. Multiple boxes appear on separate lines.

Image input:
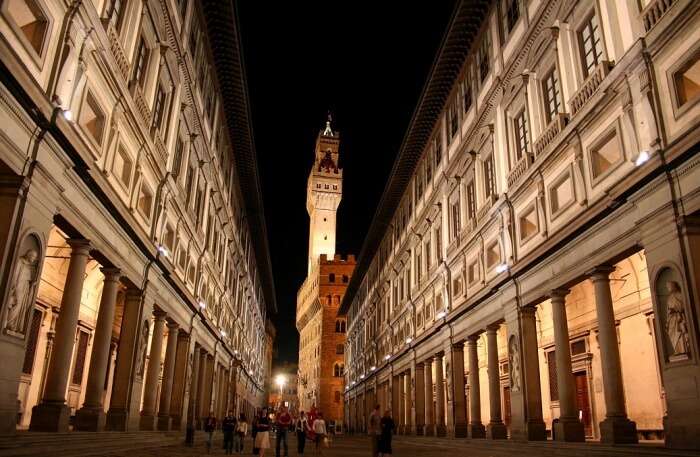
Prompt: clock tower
<box><xmin>306</xmin><ymin>116</ymin><xmax>343</xmax><ymax>274</ymax></box>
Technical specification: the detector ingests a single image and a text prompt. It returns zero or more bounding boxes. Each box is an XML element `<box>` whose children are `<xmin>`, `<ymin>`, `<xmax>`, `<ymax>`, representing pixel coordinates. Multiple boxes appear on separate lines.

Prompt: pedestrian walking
<box><xmin>275</xmin><ymin>405</ymin><xmax>292</xmax><ymax>457</ymax></box>
<box><xmin>223</xmin><ymin>410</ymin><xmax>237</xmax><ymax>454</ymax></box>
<box><xmin>204</xmin><ymin>412</ymin><xmax>218</xmax><ymax>454</ymax></box>
<box><xmin>378</xmin><ymin>410</ymin><xmax>395</xmax><ymax>456</ymax></box>
<box><xmin>295</xmin><ymin>411</ymin><xmax>310</xmax><ymax>454</ymax></box>
<box><xmin>235</xmin><ymin>413</ymin><xmax>248</xmax><ymax>454</ymax></box>
<box><xmin>254</xmin><ymin>408</ymin><xmax>271</xmax><ymax>457</ymax></box>
<box><xmin>368</xmin><ymin>404</ymin><xmax>381</xmax><ymax>457</ymax></box>
<box><xmin>312</xmin><ymin>412</ymin><xmax>327</xmax><ymax>456</ymax></box>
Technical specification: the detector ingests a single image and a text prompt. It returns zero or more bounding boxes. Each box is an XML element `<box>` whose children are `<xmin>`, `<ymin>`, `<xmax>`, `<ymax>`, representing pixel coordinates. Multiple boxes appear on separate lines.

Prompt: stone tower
<box><xmin>306</xmin><ymin>116</ymin><xmax>343</xmax><ymax>274</ymax></box>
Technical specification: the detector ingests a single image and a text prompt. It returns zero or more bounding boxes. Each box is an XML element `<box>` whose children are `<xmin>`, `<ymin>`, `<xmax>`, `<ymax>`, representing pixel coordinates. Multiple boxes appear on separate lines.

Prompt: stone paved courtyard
<box><xmin>100</xmin><ymin>433</ymin><xmax>693</xmax><ymax>457</ymax></box>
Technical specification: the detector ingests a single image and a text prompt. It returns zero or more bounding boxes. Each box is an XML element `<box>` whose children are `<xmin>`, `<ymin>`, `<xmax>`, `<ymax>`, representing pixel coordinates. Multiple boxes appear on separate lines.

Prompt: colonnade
<box><xmin>346</xmin><ymin>265</ymin><xmax>639</xmax><ymax>444</ymax></box>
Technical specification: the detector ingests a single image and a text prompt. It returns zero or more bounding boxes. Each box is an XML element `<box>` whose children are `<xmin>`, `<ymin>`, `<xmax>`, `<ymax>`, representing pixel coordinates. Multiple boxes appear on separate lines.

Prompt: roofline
<box><xmin>339</xmin><ymin>0</ymin><xmax>490</xmax><ymax>315</ymax></box>
<box><xmin>202</xmin><ymin>0</ymin><xmax>277</xmax><ymax>314</ymax></box>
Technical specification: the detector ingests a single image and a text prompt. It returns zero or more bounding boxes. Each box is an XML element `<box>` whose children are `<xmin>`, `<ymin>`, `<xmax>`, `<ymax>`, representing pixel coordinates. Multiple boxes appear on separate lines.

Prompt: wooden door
<box><xmin>574</xmin><ymin>371</ymin><xmax>592</xmax><ymax>437</ymax></box>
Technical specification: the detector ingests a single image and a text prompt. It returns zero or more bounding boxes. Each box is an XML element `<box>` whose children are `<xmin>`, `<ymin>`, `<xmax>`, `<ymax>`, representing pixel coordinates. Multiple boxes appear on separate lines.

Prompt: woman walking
<box><xmin>254</xmin><ymin>408</ymin><xmax>271</xmax><ymax>457</ymax></box>
<box><xmin>235</xmin><ymin>413</ymin><xmax>248</xmax><ymax>453</ymax></box>
<box><xmin>378</xmin><ymin>410</ymin><xmax>395</xmax><ymax>456</ymax></box>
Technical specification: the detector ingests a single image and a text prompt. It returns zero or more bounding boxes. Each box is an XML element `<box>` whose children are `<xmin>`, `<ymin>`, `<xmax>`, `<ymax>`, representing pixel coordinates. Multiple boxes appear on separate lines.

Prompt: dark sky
<box><xmin>237</xmin><ymin>1</ymin><xmax>457</xmax><ymax>364</ymax></box>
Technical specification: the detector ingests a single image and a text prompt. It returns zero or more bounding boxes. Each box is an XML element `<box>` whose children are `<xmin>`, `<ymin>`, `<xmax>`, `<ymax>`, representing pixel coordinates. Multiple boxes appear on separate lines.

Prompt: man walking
<box><xmin>295</xmin><ymin>411</ymin><xmax>310</xmax><ymax>454</ymax></box>
<box><xmin>275</xmin><ymin>405</ymin><xmax>292</xmax><ymax>457</ymax></box>
<box><xmin>368</xmin><ymin>404</ymin><xmax>381</xmax><ymax>457</ymax></box>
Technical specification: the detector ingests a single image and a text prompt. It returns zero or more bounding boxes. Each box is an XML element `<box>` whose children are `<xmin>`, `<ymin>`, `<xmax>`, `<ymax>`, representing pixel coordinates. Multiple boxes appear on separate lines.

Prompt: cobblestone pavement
<box><xmin>103</xmin><ymin>432</ymin><xmax>689</xmax><ymax>457</ymax></box>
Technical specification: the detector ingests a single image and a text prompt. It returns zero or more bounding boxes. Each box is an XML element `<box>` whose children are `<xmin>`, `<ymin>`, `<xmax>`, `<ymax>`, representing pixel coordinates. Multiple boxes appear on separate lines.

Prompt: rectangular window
<box><xmin>674</xmin><ymin>53</ymin><xmax>700</xmax><ymax>107</ymax></box>
<box><xmin>542</xmin><ymin>69</ymin><xmax>562</xmax><ymax>123</ymax></box>
<box><xmin>514</xmin><ymin>109</ymin><xmax>529</xmax><ymax>161</ymax></box>
<box><xmin>483</xmin><ymin>154</ymin><xmax>496</xmax><ymax>199</ymax></box>
<box><xmin>478</xmin><ymin>33</ymin><xmax>490</xmax><ymax>83</ymax></box>
<box><xmin>578</xmin><ymin>13</ymin><xmax>603</xmax><ymax>78</ymax></box>
<box><xmin>132</xmin><ymin>36</ymin><xmax>149</xmax><ymax>87</ymax></box>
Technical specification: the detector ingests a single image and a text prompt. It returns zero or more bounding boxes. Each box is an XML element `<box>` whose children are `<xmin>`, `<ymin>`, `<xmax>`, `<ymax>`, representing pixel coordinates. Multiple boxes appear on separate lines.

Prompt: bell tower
<box><xmin>306</xmin><ymin>116</ymin><xmax>343</xmax><ymax>274</ymax></box>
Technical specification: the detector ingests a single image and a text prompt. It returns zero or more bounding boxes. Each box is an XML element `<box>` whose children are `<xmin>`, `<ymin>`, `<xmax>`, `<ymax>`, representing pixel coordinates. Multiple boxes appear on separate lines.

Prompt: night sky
<box><xmin>237</xmin><ymin>1</ymin><xmax>457</xmax><ymax>364</ymax></box>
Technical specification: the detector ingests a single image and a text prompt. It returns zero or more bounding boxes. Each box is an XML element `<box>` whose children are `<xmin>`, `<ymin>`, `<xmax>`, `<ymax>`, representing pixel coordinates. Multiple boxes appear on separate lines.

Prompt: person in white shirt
<box><xmin>312</xmin><ymin>412</ymin><xmax>327</xmax><ymax>456</ymax></box>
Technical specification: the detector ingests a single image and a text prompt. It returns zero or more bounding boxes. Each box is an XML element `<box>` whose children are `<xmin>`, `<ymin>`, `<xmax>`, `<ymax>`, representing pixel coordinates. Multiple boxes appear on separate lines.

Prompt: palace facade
<box><xmin>342</xmin><ymin>0</ymin><xmax>700</xmax><ymax>450</ymax></box>
<box><xmin>0</xmin><ymin>0</ymin><xmax>274</xmax><ymax>434</ymax></box>
<box><xmin>296</xmin><ymin>121</ymin><xmax>354</xmax><ymax>424</ymax></box>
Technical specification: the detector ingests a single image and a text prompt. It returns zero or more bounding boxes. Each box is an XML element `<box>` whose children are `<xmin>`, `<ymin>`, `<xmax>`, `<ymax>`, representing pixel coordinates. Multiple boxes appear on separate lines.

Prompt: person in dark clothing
<box><xmin>222</xmin><ymin>411</ymin><xmax>238</xmax><ymax>454</ymax></box>
<box><xmin>378</xmin><ymin>410</ymin><xmax>395</xmax><ymax>456</ymax></box>
<box><xmin>204</xmin><ymin>412</ymin><xmax>218</xmax><ymax>454</ymax></box>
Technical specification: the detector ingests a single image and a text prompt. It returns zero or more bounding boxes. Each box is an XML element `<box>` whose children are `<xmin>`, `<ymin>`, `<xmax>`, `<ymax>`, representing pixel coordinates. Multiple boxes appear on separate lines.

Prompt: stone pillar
<box><xmin>486</xmin><ymin>325</ymin><xmax>507</xmax><ymax>439</ymax></box>
<box><xmin>140</xmin><ymin>310</ymin><xmax>167</xmax><ymax>430</ymax></box>
<box><xmin>467</xmin><ymin>336</ymin><xmax>486</xmax><ymax>438</ymax></box>
<box><xmin>169</xmin><ymin>330</ymin><xmax>190</xmax><ymax>429</ymax></box>
<box><xmin>424</xmin><ymin>358</ymin><xmax>434</xmax><ymax>436</ymax></box>
<box><xmin>414</xmin><ymin>362</ymin><xmax>425</xmax><ymax>435</ymax></box>
<box><xmin>75</xmin><ymin>268</ymin><xmax>121</xmax><ymax>431</ymax></box>
<box><xmin>434</xmin><ymin>353</ymin><xmax>446</xmax><ymax>436</ymax></box>
<box><xmin>590</xmin><ymin>267</ymin><xmax>638</xmax><ymax>443</ymax></box>
<box><xmin>106</xmin><ymin>288</ymin><xmax>147</xmax><ymax>431</ymax></box>
<box><xmin>404</xmin><ymin>371</ymin><xmax>411</xmax><ymax>434</ymax></box>
<box><xmin>447</xmin><ymin>341</ymin><xmax>467</xmax><ymax>438</ymax></box>
<box><xmin>550</xmin><ymin>289</ymin><xmax>585</xmax><ymax>442</ymax></box>
<box><xmin>157</xmin><ymin>321</ymin><xmax>179</xmax><ymax>430</ymax></box>
<box><xmin>30</xmin><ymin>239</ymin><xmax>90</xmax><ymax>432</ymax></box>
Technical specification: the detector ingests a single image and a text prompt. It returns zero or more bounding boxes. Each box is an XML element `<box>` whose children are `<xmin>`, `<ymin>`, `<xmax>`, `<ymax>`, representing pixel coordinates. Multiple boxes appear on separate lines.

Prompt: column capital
<box><xmin>100</xmin><ymin>267</ymin><xmax>121</xmax><ymax>282</ymax></box>
<box><xmin>549</xmin><ymin>288</ymin><xmax>570</xmax><ymax>301</ymax></box>
<box><xmin>153</xmin><ymin>309</ymin><xmax>168</xmax><ymax>320</ymax></box>
<box><xmin>588</xmin><ymin>265</ymin><xmax>616</xmax><ymax>282</ymax></box>
<box><xmin>66</xmin><ymin>238</ymin><xmax>91</xmax><ymax>254</ymax></box>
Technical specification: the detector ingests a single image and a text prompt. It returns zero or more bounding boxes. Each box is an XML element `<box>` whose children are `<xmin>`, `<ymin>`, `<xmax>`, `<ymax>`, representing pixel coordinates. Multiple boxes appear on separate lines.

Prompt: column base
<box><xmin>74</xmin><ymin>406</ymin><xmax>106</xmax><ymax>431</ymax></box>
<box><xmin>29</xmin><ymin>402</ymin><xmax>70</xmax><ymax>432</ymax></box>
<box><xmin>157</xmin><ymin>414</ymin><xmax>172</xmax><ymax>431</ymax></box>
<box><xmin>454</xmin><ymin>422</ymin><xmax>468</xmax><ymax>438</ymax></box>
<box><xmin>468</xmin><ymin>422</ymin><xmax>486</xmax><ymax>439</ymax></box>
<box><xmin>436</xmin><ymin>424</ymin><xmax>447</xmax><ymax>437</ymax></box>
<box><xmin>600</xmin><ymin>416</ymin><xmax>638</xmax><ymax>444</ymax></box>
<box><xmin>105</xmin><ymin>408</ymin><xmax>129</xmax><ymax>431</ymax></box>
<box><xmin>553</xmin><ymin>418</ymin><xmax>585</xmax><ymax>442</ymax></box>
<box><xmin>486</xmin><ymin>421</ymin><xmax>508</xmax><ymax>439</ymax></box>
<box><xmin>139</xmin><ymin>413</ymin><xmax>156</xmax><ymax>430</ymax></box>
<box><xmin>424</xmin><ymin>424</ymin><xmax>435</xmax><ymax>436</ymax></box>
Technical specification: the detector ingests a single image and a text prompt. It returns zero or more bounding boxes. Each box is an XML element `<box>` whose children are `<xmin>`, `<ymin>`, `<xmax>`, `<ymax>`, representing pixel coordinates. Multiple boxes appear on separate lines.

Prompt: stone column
<box><xmin>106</xmin><ymin>288</ymin><xmax>146</xmax><ymax>431</ymax></box>
<box><xmin>550</xmin><ymin>289</ymin><xmax>585</xmax><ymax>441</ymax></box>
<box><xmin>140</xmin><ymin>310</ymin><xmax>167</xmax><ymax>430</ymax></box>
<box><xmin>590</xmin><ymin>267</ymin><xmax>638</xmax><ymax>443</ymax></box>
<box><xmin>157</xmin><ymin>321</ymin><xmax>179</xmax><ymax>430</ymax></box>
<box><xmin>30</xmin><ymin>239</ymin><xmax>90</xmax><ymax>432</ymax></box>
<box><xmin>169</xmin><ymin>330</ymin><xmax>190</xmax><ymax>429</ymax></box>
<box><xmin>404</xmin><ymin>371</ymin><xmax>411</xmax><ymax>434</ymax></box>
<box><xmin>434</xmin><ymin>353</ymin><xmax>446</xmax><ymax>436</ymax></box>
<box><xmin>424</xmin><ymin>358</ymin><xmax>434</xmax><ymax>436</ymax></box>
<box><xmin>486</xmin><ymin>325</ymin><xmax>507</xmax><ymax>439</ymax></box>
<box><xmin>398</xmin><ymin>373</ymin><xmax>405</xmax><ymax>434</ymax></box>
<box><xmin>75</xmin><ymin>268</ymin><xmax>121</xmax><ymax>431</ymax></box>
<box><xmin>448</xmin><ymin>341</ymin><xmax>468</xmax><ymax>438</ymax></box>
<box><xmin>414</xmin><ymin>362</ymin><xmax>425</xmax><ymax>435</ymax></box>
<box><xmin>467</xmin><ymin>335</ymin><xmax>486</xmax><ymax>438</ymax></box>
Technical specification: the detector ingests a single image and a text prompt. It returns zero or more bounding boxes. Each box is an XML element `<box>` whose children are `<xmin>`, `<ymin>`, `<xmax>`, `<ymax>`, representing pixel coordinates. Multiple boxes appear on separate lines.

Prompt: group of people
<box><xmin>200</xmin><ymin>405</ymin><xmax>332</xmax><ymax>456</ymax></box>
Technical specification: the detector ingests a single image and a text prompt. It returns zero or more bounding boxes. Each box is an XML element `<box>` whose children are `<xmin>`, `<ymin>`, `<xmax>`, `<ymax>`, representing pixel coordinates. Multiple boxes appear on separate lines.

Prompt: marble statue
<box><xmin>665</xmin><ymin>281</ymin><xmax>690</xmax><ymax>358</ymax></box>
<box><xmin>4</xmin><ymin>249</ymin><xmax>39</xmax><ymax>336</ymax></box>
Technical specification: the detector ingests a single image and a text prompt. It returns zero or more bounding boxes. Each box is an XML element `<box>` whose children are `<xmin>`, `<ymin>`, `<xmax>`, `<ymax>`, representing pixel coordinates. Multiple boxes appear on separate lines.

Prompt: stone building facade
<box><xmin>296</xmin><ymin>121</ymin><xmax>355</xmax><ymax>424</ymax></box>
<box><xmin>342</xmin><ymin>0</ymin><xmax>700</xmax><ymax>450</ymax></box>
<box><xmin>0</xmin><ymin>0</ymin><xmax>274</xmax><ymax>434</ymax></box>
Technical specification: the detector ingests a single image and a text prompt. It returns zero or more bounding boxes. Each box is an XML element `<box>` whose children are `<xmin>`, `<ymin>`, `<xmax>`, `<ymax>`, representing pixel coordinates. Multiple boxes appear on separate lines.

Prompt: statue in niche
<box><xmin>4</xmin><ymin>248</ymin><xmax>40</xmax><ymax>336</ymax></box>
<box><xmin>665</xmin><ymin>281</ymin><xmax>690</xmax><ymax>359</ymax></box>
<box><xmin>509</xmin><ymin>336</ymin><xmax>521</xmax><ymax>393</ymax></box>
<box><xmin>136</xmin><ymin>320</ymin><xmax>149</xmax><ymax>377</ymax></box>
